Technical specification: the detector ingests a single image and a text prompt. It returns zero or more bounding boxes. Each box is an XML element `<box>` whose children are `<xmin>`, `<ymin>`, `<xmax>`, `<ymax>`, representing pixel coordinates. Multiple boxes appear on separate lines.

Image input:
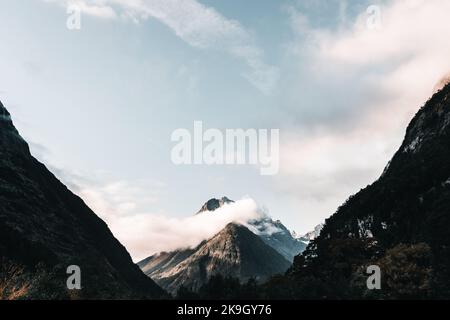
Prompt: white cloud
<box><xmin>78</xmin><ymin>180</ymin><xmax>161</xmax><ymax>218</ymax></box>
<box><xmin>75</xmin><ymin>1</ymin><xmax>117</xmax><ymax>19</ymax></box>
<box><xmin>50</xmin><ymin>165</ymin><xmax>270</xmax><ymax>261</ymax></box>
<box><xmin>43</xmin><ymin>0</ymin><xmax>278</xmax><ymax>94</ymax></box>
<box><xmin>112</xmin><ymin>0</ymin><xmax>246</xmax><ymax>49</ymax></box>
<box><xmin>314</xmin><ymin>0</ymin><xmax>450</xmax><ymax>108</ymax></box>
<box><xmin>275</xmin><ymin>0</ymin><xmax>450</xmax><ymax>227</ymax></box>
<box><xmin>43</xmin><ymin>161</ymin><xmax>264</xmax><ymax>261</ymax></box>
<box><xmin>82</xmin><ymin>189</ymin><xmax>263</xmax><ymax>261</ymax></box>
<box><xmin>45</xmin><ymin>0</ymin><xmax>117</xmax><ymax>19</ymax></box>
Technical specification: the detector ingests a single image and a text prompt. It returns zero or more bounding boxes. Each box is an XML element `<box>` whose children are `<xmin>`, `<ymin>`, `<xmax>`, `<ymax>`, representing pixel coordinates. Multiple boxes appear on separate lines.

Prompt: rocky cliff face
<box><xmin>0</xmin><ymin>101</ymin><xmax>164</xmax><ymax>299</ymax></box>
<box><xmin>139</xmin><ymin>223</ymin><xmax>291</xmax><ymax>295</ymax></box>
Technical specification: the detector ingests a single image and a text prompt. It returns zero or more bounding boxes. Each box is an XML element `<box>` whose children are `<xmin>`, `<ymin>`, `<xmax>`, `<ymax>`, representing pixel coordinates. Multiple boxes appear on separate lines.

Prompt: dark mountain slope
<box><xmin>0</xmin><ymin>101</ymin><xmax>165</xmax><ymax>299</ymax></box>
<box><xmin>278</xmin><ymin>83</ymin><xmax>450</xmax><ymax>299</ymax></box>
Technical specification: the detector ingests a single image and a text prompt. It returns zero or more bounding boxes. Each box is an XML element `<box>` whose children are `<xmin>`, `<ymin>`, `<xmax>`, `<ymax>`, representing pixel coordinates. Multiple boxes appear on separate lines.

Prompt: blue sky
<box><xmin>1</xmin><ymin>0</ymin><xmax>450</xmax><ymax>259</ymax></box>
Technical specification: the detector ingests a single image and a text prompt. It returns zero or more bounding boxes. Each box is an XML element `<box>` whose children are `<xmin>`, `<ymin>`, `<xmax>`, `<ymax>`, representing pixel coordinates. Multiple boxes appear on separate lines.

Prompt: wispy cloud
<box><xmin>44</xmin><ymin>0</ymin><xmax>117</xmax><ymax>18</ymax></box>
<box><xmin>44</xmin><ymin>0</ymin><xmax>279</xmax><ymax>94</ymax></box>
<box><xmin>75</xmin><ymin>1</ymin><xmax>117</xmax><ymax>19</ymax></box>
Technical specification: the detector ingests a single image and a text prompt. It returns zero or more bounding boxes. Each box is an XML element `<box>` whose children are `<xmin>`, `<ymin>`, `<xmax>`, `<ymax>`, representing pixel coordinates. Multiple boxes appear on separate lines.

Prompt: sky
<box><xmin>1</xmin><ymin>0</ymin><xmax>450</xmax><ymax>260</ymax></box>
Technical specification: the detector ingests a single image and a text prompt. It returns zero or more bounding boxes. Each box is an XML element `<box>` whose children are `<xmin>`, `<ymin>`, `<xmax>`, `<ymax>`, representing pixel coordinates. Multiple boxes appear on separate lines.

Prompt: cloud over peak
<box><xmin>98</xmin><ymin>196</ymin><xmax>265</xmax><ymax>261</ymax></box>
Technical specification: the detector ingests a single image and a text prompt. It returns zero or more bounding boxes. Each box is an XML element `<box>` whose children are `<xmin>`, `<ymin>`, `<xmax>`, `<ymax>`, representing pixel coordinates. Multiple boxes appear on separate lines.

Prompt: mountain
<box><xmin>139</xmin><ymin>223</ymin><xmax>291</xmax><ymax>295</ymax></box>
<box><xmin>197</xmin><ymin>196</ymin><xmax>234</xmax><ymax>214</ymax></box>
<box><xmin>198</xmin><ymin>197</ymin><xmax>307</xmax><ymax>261</ymax></box>
<box><xmin>0</xmin><ymin>101</ymin><xmax>165</xmax><ymax>299</ymax></box>
<box><xmin>271</xmin><ymin>83</ymin><xmax>450</xmax><ymax>299</ymax></box>
<box><xmin>247</xmin><ymin>217</ymin><xmax>307</xmax><ymax>262</ymax></box>
<box><xmin>138</xmin><ymin>198</ymin><xmax>297</xmax><ymax>295</ymax></box>
<box><xmin>293</xmin><ymin>223</ymin><xmax>324</xmax><ymax>243</ymax></box>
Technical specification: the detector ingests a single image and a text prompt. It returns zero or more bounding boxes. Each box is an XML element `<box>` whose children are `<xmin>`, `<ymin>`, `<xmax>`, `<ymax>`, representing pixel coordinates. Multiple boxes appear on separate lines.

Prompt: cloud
<box><xmin>24</xmin><ymin>121</ymin><xmax>277</xmax><ymax>260</ymax></box>
<box><xmin>313</xmin><ymin>0</ymin><xmax>450</xmax><ymax>109</ymax></box>
<box><xmin>46</xmin><ymin>162</ymin><xmax>274</xmax><ymax>262</ymax></box>
<box><xmin>77</xmin><ymin>180</ymin><xmax>161</xmax><ymax>218</ymax></box>
<box><xmin>43</xmin><ymin>0</ymin><xmax>278</xmax><ymax>94</ymax></box>
<box><xmin>74</xmin><ymin>1</ymin><xmax>117</xmax><ymax>19</ymax></box>
<box><xmin>111</xmin><ymin>0</ymin><xmax>279</xmax><ymax>93</ymax></box>
<box><xmin>80</xmin><ymin>186</ymin><xmax>264</xmax><ymax>261</ymax></box>
<box><xmin>44</xmin><ymin>0</ymin><xmax>117</xmax><ymax>19</ymax></box>
<box><xmin>283</xmin><ymin>0</ymin><xmax>450</xmax><ymax>124</ymax></box>
<box><xmin>274</xmin><ymin>0</ymin><xmax>450</xmax><ymax>227</ymax></box>
<box><xmin>43</xmin><ymin>161</ymin><xmax>266</xmax><ymax>261</ymax></box>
